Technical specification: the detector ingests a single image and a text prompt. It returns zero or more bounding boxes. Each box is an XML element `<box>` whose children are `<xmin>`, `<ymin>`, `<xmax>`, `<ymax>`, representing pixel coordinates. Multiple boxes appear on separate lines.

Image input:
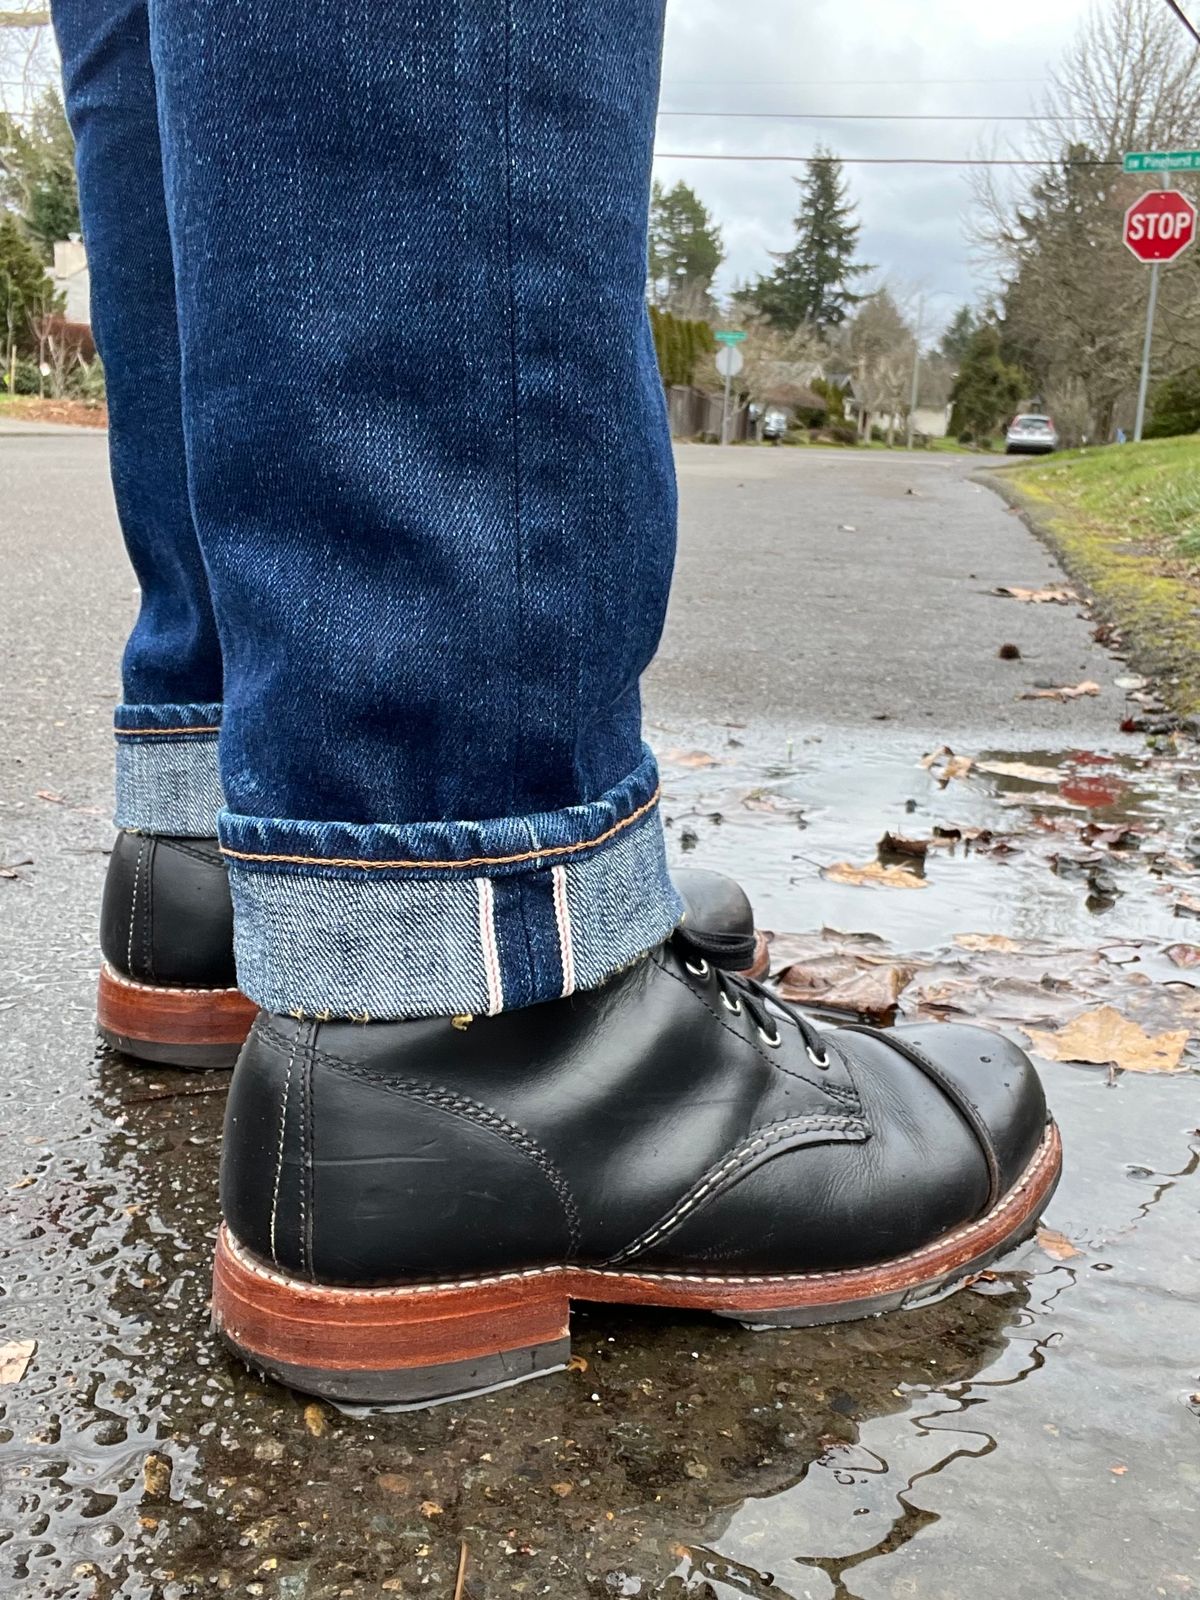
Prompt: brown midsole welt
<box><xmin>98</xmin><ymin>962</ymin><xmax>257</xmax><ymax>1047</ymax></box>
<box><xmin>212</xmin><ymin>1120</ymin><xmax>1062</xmax><ymax>1375</ymax></box>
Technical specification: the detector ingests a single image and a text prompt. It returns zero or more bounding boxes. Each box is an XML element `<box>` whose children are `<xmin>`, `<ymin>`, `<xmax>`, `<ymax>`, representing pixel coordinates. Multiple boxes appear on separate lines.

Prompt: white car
<box><xmin>1005</xmin><ymin>413</ymin><xmax>1059</xmax><ymax>455</ymax></box>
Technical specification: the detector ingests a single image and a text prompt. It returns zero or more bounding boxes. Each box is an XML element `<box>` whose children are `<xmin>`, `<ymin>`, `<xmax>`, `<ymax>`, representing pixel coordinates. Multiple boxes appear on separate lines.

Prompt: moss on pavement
<box><xmin>985</xmin><ymin>436</ymin><xmax>1200</xmax><ymax>717</ymax></box>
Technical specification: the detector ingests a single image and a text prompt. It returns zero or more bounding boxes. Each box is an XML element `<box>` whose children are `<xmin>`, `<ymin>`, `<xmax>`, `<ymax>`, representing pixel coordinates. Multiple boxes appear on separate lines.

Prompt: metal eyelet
<box><xmin>757</xmin><ymin>1025</ymin><xmax>783</xmax><ymax>1048</ymax></box>
<box><xmin>807</xmin><ymin>1045</ymin><xmax>831</xmax><ymax>1069</ymax></box>
<box><xmin>720</xmin><ymin>990</ymin><xmax>743</xmax><ymax>1014</ymax></box>
<box><xmin>684</xmin><ymin>958</ymin><xmax>711</xmax><ymax>979</ymax></box>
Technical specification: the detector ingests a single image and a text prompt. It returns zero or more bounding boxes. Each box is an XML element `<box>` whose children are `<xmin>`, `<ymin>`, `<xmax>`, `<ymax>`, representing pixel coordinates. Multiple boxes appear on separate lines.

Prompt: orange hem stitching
<box><xmin>219</xmin><ymin>787</ymin><xmax>661</xmax><ymax>872</ymax></box>
<box><xmin>114</xmin><ymin>724</ymin><xmax>220</xmax><ymax>736</ymax></box>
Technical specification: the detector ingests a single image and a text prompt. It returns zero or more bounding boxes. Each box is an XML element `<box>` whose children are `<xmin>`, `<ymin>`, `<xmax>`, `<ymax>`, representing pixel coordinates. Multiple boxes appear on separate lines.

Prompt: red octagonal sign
<box><xmin>1124</xmin><ymin>189</ymin><xmax>1197</xmax><ymax>263</ymax></box>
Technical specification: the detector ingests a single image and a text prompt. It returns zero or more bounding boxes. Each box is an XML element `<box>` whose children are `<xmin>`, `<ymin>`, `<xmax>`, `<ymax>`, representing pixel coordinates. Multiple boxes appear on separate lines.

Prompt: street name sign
<box><xmin>713</xmin><ymin>330</ymin><xmax>747</xmax><ymax>345</ymax></box>
<box><xmin>1124</xmin><ymin>190</ymin><xmax>1197</xmax><ymax>264</ymax></box>
<box><xmin>1124</xmin><ymin>150</ymin><xmax>1200</xmax><ymax>175</ymax></box>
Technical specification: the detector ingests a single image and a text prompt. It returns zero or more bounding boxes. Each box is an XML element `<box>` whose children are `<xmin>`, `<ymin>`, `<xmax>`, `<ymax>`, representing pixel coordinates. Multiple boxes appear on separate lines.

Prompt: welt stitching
<box><xmin>608</xmin><ymin>1113</ymin><xmax>868</xmax><ymax>1265</ymax></box>
<box><xmin>218</xmin><ymin>786</ymin><xmax>660</xmax><ymax>872</ymax></box>
<box><xmin>647</xmin><ymin>951</ymin><xmax>860</xmax><ymax>1108</ymax></box>
<box><xmin>256</xmin><ymin>1022</ymin><xmax>582</xmax><ymax>1254</ymax></box>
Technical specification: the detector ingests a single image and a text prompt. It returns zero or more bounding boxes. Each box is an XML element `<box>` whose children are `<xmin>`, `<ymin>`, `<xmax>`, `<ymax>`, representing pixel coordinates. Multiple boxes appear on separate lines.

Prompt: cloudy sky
<box><xmin>654</xmin><ymin>0</ymin><xmax>1097</xmax><ymax>332</ymax></box>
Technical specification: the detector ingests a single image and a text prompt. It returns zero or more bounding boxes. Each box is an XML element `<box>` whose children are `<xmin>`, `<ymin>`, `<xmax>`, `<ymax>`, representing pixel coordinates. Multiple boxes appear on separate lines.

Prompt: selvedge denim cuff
<box><xmin>113</xmin><ymin>703</ymin><xmax>225</xmax><ymax>836</ymax></box>
<box><xmin>219</xmin><ymin>747</ymin><xmax>683</xmax><ymax>1019</ymax></box>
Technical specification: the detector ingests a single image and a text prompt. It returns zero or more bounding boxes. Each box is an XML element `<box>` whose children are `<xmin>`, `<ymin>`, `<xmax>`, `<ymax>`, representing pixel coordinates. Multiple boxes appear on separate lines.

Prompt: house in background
<box><xmin>52</xmin><ymin>236</ymin><xmax>90</xmax><ymax>325</ymax></box>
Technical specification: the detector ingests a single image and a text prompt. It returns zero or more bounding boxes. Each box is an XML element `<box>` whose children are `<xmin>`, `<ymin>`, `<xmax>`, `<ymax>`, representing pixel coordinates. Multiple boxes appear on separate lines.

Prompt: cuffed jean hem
<box><xmin>113</xmin><ymin>702</ymin><xmax>225</xmax><ymax>836</ymax></box>
<box><xmin>219</xmin><ymin>747</ymin><xmax>683</xmax><ymax>1018</ymax></box>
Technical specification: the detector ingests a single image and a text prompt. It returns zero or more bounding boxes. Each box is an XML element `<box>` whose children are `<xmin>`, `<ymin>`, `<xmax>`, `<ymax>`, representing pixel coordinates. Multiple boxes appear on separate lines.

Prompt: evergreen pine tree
<box><xmin>751</xmin><ymin>148</ymin><xmax>870</xmax><ymax>333</ymax></box>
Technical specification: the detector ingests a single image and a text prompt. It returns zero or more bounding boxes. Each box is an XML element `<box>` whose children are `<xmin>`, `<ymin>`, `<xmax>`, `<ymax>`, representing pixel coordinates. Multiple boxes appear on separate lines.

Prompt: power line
<box><xmin>654</xmin><ymin>152</ymin><xmax>1120</xmax><ymax>167</ymax></box>
<box><xmin>658</xmin><ymin>110</ymin><xmax>1065</xmax><ymax>123</ymax></box>
<box><xmin>1163</xmin><ymin>0</ymin><xmax>1200</xmax><ymax>45</ymax></box>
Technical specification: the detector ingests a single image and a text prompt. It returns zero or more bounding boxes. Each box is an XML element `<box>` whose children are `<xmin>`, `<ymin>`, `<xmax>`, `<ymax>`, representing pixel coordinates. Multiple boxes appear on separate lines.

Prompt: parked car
<box><xmin>1005</xmin><ymin>414</ymin><xmax>1059</xmax><ymax>455</ymax></box>
<box><xmin>762</xmin><ymin>408</ymin><xmax>788</xmax><ymax>444</ymax></box>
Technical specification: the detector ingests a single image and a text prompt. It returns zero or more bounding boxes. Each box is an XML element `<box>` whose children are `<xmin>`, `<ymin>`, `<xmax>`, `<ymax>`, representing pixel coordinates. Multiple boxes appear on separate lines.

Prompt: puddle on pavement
<box><xmin>2</xmin><ymin>727</ymin><xmax>1198</xmax><ymax>1598</ymax></box>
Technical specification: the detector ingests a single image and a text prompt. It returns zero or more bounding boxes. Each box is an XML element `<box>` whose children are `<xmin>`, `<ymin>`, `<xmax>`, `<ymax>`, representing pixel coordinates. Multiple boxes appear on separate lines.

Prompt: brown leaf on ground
<box><xmin>975</xmin><ymin>760</ymin><xmax>1061</xmax><ymax>784</ymax></box>
<box><xmin>1164</xmin><ymin>943</ymin><xmax>1200</xmax><ymax>967</ymax></box>
<box><xmin>34</xmin><ymin>789</ymin><xmax>65</xmax><ymax>804</ymax></box>
<box><xmin>878</xmin><ymin>832</ymin><xmax>929</xmax><ymax>861</ymax></box>
<box><xmin>920</xmin><ymin>745</ymin><xmax>974</xmax><ymax>785</ymax></box>
<box><xmin>0</xmin><ymin>1340</ymin><xmax>35</xmax><ymax>1384</ymax></box>
<box><xmin>302</xmin><ymin>1402</ymin><xmax>327</xmax><ymax>1436</ymax></box>
<box><xmin>420</xmin><ymin>1500</ymin><xmax>444</xmax><ymax>1518</ymax></box>
<box><xmin>1019</xmin><ymin>681</ymin><xmax>1101</xmax><ymax>702</ymax></box>
<box><xmin>1174</xmin><ymin>893</ymin><xmax>1200</xmax><ymax>918</ymax></box>
<box><xmin>775</xmin><ymin>958</ymin><xmax>917</xmax><ymax>1024</ymax></box>
<box><xmin>0</xmin><ymin>858</ymin><xmax>33</xmax><ymax>879</ymax></box>
<box><xmin>997</xmin><ymin>792</ymin><xmax>1085</xmax><ymax>811</ymax></box>
<box><xmin>1025</xmin><ymin>1006</ymin><xmax>1189</xmax><ymax>1074</ymax></box>
<box><xmin>954</xmin><ymin>933</ymin><xmax>1022</xmax><ymax>953</ymax></box>
<box><xmin>662</xmin><ymin>748</ymin><xmax>720</xmax><ymax>769</ymax></box>
<box><xmin>142</xmin><ymin>1452</ymin><xmax>173</xmax><ymax>1503</ymax></box>
<box><xmin>933</xmin><ymin>824</ymin><xmax>997</xmax><ymax>845</ymax></box>
<box><xmin>1037</xmin><ymin>1227</ymin><xmax>1082</xmax><ymax>1261</ymax></box>
<box><xmin>993</xmin><ymin>585</ymin><xmax>1078</xmax><ymax>604</ymax></box>
<box><xmin>823</xmin><ymin>861</ymin><xmax>927</xmax><ymax>890</ymax></box>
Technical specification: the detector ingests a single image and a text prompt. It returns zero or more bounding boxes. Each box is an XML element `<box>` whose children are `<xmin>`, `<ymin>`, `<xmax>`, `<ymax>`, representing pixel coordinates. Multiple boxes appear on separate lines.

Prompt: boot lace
<box><xmin>671</xmin><ymin>925</ymin><xmax>831</xmax><ymax>1069</ymax></box>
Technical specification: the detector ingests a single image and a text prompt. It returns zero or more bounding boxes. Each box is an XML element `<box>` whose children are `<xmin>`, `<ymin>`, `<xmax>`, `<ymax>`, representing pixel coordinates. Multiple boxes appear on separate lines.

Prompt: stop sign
<box><xmin>1124</xmin><ymin>189</ymin><xmax>1197</xmax><ymax>263</ymax></box>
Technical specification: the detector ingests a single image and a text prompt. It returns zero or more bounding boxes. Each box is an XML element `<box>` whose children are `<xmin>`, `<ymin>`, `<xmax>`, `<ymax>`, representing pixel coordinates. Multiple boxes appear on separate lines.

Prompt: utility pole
<box><xmin>906</xmin><ymin>296</ymin><xmax>924</xmax><ymax>451</ymax></box>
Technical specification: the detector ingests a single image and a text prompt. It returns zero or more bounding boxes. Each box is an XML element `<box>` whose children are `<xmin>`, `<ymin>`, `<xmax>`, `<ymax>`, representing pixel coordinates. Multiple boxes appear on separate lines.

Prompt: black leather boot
<box><xmin>98</xmin><ymin>831</ymin><xmax>254</xmax><ymax>1069</ymax></box>
<box><xmin>97</xmin><ymin>833</ymin><xmax>769</xmax><ymax>1070</ymax></box>
<box><xmin>212</xmin><ymin>905</ymin><xmax>1061</xmax><ymax>1407</ymax></box>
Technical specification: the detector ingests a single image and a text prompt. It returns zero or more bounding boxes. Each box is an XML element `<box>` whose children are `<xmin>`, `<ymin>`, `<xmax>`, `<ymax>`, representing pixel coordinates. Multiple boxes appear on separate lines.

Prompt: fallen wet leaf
<box><xmin>775</xmin><ymin>957</ymin><xmax>917</xmax><ymax>1023</ymax></box>
<box><xmin>740</xmin><ymin>787</ymin><xmax>798</xmax><ymax>816</ymax></box>
<box><xmin>1174</xmin><ymin>892</ymin><xmax>1200</xmax><ymax>918</ymax></box>
<box><xmin>1019</xmin><ymin>681</ymin><xmax>1101</xmax><ymax>702</ymax></box>
<box><xmin>566</xmin><ymin>1354</ymin><xmax>589</xmax><ymax>1373</ymax></box>
<box><xmin>550</xmin><ymin>1482</ymin><xmax>573</xmax><ymax>1497</ymax></box>
<box><xmin>920</xmin><ymin>745</ymin><xmax>974</xmax><ymax>784</ymax></box>
<box><xmin>34</xmin><ymin>789</ymin><xmax>65</xmax><ymax>804</ymax></box>
<box><xmin>1164</xmin><ymin>944</ymin><xmax>1200</xmax><ymax>967</ymax></box>
<box><xmin>0</xmin><ymin>857</ymin><xmax>33</xmax><ymax>879</ymax></box>
<box><xmin>302</xmin><ymin>1403</ymin><xmax>326</xmax><ymax>1436</ymax></box>
<box><xmin>1036</xmin><ymin>1227</ymin><xmax>1081</xmax><ymax>1261</ymax></box>
<box><xmin>954</xmin><ymin>933</ymin><xmax>1021</xmax><ymax>953</ymax></box>
<box><xmin>1025</xmin><ymin>1006</ymin><xmax>1189</xmax><ymax>1074</ymax></box>
<box><xmin>142</xmin><ymin>1452</ymin><xmax>173</xmax><ymax>1503</ymax></box>
<box><xmin>822</xmin><ymin>861</ymin><xmax>927</xmax><ymax>890</ymax></box>
<box><xmin>662</xmin><ymin>748</ymin><xmax>719</xmax><ymax>769</ymax></box>
<box><xmin>376</xmin><ymin>1474</ymin><xmax>411</xmax><ymax>1494</ymax></box>
<box><xmin>878</xmin><ymin>831</ymin><xmax>929</xmax><ymax>861</ymax></box>
<box><xmin>420</xmin><ymin>1500</ymin><xmax>444</xmax><ymax>1518</ymax></box>
<box><xmin>975</xmin><ymin>760</ymin><xmax>1061</xmax><ymax>784</ymax></box>
<box><xmin>993</xmin><ymin>584</ymin><xmax>1077</xmax><ymax>604</ymax></box>
<box><xmin>0</xmin><ymin>1339</ymin><xmax>35</xmax><ymax>1384</ymax></box>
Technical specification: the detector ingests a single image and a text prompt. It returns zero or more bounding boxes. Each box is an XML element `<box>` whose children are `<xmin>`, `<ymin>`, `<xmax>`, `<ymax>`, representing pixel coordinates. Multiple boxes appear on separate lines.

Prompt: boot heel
<box><xmin>97</xmin><ymin>962</ymin><xmax>256</xmax><ymax>1070</ymax></box>
<box><xmin>211</xmin><ymin>1225</ymin><xmax>572</xmax><ymax>1407</ymax></box>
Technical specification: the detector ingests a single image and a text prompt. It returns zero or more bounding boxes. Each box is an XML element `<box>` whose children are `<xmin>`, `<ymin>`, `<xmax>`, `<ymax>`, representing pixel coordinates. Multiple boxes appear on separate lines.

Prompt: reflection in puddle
<box><xmin>1</xmin><ymin>728</ymin><xmax>1198</xmax><ymax>1597</ymax></box>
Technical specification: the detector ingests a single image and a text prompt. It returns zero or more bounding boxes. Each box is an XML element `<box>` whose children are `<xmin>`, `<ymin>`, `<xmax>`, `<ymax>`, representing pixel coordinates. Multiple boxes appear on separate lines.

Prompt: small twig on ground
<box><xmin>453</xmin><ymin>1541</ymin><xmax>469</xmax><ymax>1600</ymax></box>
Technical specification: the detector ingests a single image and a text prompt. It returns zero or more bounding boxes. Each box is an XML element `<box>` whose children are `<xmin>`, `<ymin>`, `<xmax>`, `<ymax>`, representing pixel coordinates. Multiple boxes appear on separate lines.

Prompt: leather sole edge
<box><xmin>97</xmin><ymin>961</ymin><xmax>256</xmax><ymax>1070</ymax></box>
<box><xmin>212</xmin><ymin>1119</ymin><xmax>1062</xmax><ymax>1406</ymax></box>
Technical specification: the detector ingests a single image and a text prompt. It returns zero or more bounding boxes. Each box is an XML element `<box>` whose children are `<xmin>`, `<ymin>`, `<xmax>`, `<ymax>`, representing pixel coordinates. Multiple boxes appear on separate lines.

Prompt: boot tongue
<box><xmin>674</xmin><ymin>923</ymin><xmax>759</xmax><ymax>972</ymax></box>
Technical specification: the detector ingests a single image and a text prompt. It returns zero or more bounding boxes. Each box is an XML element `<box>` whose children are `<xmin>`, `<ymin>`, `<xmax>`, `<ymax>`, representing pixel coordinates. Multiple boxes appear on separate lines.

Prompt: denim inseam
<box><xmin>54</xmin><ymin>0</ymin><xmax>683</xmax><ymax>1015</ymax></box>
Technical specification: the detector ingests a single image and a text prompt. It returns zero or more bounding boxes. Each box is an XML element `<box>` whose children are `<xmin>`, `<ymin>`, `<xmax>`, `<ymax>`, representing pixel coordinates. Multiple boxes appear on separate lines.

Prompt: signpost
<box><xmin>1124</xmin><ymin>150</ymin><xmax>1200</xmax><ymax>175</ymax></box>
<box><xmin>1122</xmin><ymin>176</ymin><xmax>1197</xmax><ymax>441</ymax></box>
<box><xmin>714</xmin><ymin>343</ymin><xmax>744</xmax><ymax>445</ymax></box>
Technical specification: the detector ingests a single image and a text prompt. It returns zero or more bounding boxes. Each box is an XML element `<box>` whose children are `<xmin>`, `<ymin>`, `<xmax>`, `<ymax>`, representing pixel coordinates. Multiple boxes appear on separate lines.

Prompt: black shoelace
<box><xmin>671</xmin><ymin>925</ymin><xmax>832</xmax><ymax>1069</ymax></box>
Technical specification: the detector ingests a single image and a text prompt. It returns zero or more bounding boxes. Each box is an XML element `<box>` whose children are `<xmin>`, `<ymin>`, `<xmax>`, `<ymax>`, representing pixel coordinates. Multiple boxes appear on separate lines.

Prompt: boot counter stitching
<box><xmin>607</xmin><ymin>1112</ymin><xmax>869</xmax><ymax>1265</ymax></box>
<box><xmin>256</xmin><ymin>1021</ymin><xmax>582</xmax><ymax>1256</ymax></box>
<box><xmin>126</xmin><ymin>839</ymin><xmax>146</xmax><ymax>977</ymax></box>
<box><xmin>269</xmin><ymin>1034</ymin><xmax>298</xmax><ymax>1267</ymax></box>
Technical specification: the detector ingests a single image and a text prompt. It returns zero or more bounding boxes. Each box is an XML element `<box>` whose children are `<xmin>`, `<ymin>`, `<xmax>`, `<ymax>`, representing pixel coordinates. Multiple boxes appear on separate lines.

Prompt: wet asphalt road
<box><xmin>1</xmin><ymin>433</ymin><xmax>1197</xmax><ymax>1599</ymax></box>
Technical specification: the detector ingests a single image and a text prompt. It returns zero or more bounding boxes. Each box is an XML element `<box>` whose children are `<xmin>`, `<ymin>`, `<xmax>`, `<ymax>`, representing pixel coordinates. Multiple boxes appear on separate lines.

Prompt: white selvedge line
<box><xmin>222</xmin><ymin>1123</ymin><xmax>1057</xmax><ymax>1298</ymax></box>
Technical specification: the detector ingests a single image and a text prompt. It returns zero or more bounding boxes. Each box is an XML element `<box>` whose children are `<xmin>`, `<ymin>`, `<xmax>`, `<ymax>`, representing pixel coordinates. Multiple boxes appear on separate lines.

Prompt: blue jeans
<box><xmin>54</xmin><ymin>0</ymin><xmax>682</xmax><ymax>1018</ymax></box>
